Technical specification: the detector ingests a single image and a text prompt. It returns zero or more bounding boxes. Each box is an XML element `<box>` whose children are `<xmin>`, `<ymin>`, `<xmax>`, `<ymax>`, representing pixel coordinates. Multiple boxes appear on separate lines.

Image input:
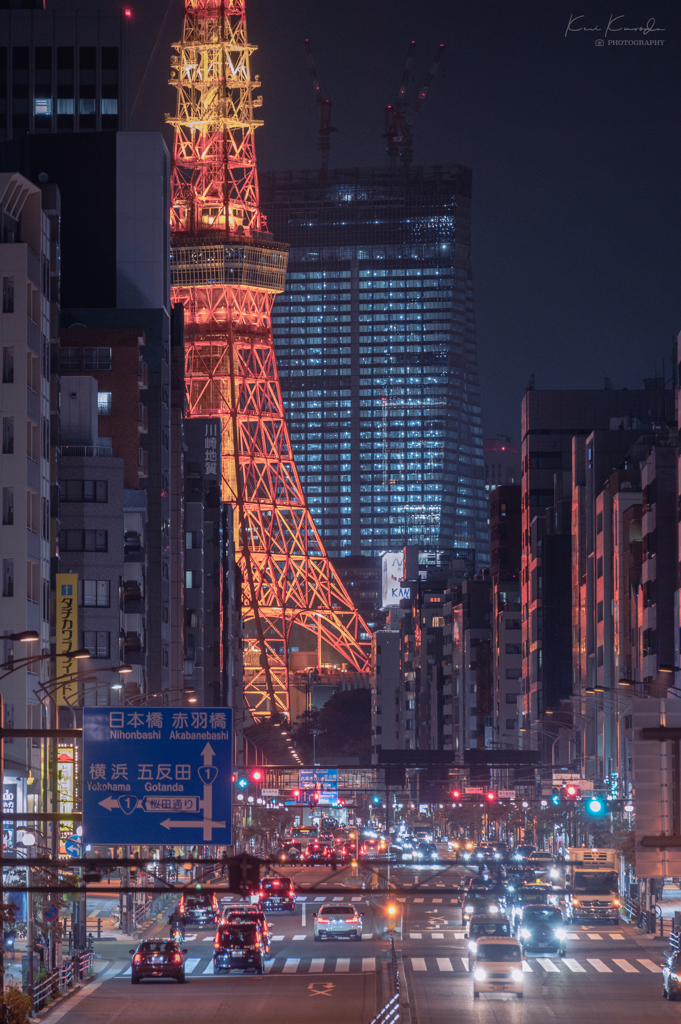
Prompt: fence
<box><xmin>367</xmin><ymin>937</ymin><xmax>402</xmax><ymax>1024</ymax></box>
<box><xmin>30</xmin><ymin>950</ymin><xmax>94</xmax><ymax>1014</ymax></box>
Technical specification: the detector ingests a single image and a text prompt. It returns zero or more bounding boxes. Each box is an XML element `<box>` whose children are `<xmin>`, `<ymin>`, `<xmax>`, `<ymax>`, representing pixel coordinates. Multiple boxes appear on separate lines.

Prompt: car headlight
<box><xmin>521</xmin><ymin>928</ymin><xmax>531</xmax><ymax>939</ymax></box>
<box><xmin>465</xmin><ymin>905</ymin><xmax>475</xmax><ymax>914</ymax></box>
<box><xmin>463</xmin><ymin>854</ymin><xmax>471</xmax><ymax>861</ymax></box>
<box><xmin>488</xmin><ymin>905</ymin><xmax>499</xmax><ymax>914</ymax></box>
<box><xmin>507</xmin><ymin>885</ymin><xmax>515</xmax><ymax>892</ymax></box>
<box><xmin>511</xmin><ymin>970</ymin><xmax>523</xmax><ymax>983</ymax></box>
<box><xmin>613</xmin><ymin>900</ymin><xmax>620</xmax><ymax>907</ymax></box>
<box><xmin>474</xmin><ymin>968</ymin><xmax>486</xmax><ymax>981</ymax></box>
<box><xmin>468</xmin><ymin>941</ymin><xmax>477</xmax><ymax>953</ymax></box>
<box><xmin>554</xmin><ymin>928</ymin><xmax>566</xmax><ymax>940</ymax></box>
<box><xmin>550</xmin><ymin>869</ymin><xmax>558</xmax><ymax>879</ymax></box>
<box><xmin>476</xmin><ymin>853</ymin><xmax>483</xmax><ymax>859</ymax></box>
<box><xmin>494</xmin><ymin>853</ymin><xmax>502</xmax><ymax>860</ymax></box>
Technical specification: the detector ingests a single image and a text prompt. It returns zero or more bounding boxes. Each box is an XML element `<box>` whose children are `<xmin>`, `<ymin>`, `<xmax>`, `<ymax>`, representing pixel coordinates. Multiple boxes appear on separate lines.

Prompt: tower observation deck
<box><xmin>167</xmin><ymin>0</ymin><xmax>370</xmax><ymax>720</ymax></box>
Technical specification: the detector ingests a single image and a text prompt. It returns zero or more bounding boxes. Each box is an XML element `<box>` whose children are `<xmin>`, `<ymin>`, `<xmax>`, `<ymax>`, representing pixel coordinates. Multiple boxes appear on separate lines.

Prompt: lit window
<box><xmin>35</xmin><ymin>98</ymin><xmax>52</xmax><ymax>116</ymax></box>
<box><xmin>97</xmin><ymin>392</ymin><xmax>112</xmax><ymax>416</ymax></box>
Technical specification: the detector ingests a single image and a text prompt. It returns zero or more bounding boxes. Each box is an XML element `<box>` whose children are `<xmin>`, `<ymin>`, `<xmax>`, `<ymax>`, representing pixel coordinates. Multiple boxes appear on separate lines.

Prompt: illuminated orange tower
<box><xmin>167</xmin><ymin>0</ymin><xmax>370</xmax><ymax>720</ymax></box>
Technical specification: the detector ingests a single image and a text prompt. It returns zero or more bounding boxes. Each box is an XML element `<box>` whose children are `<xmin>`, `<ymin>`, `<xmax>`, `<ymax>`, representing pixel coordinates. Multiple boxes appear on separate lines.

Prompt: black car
<box><xmin>130</xmin><ymin>940</ymin><xmax>187</xmax><ymax>984</ymax></box>
<box><xmin>180</xmin><ymin>893</ymin><xmax>217</xmax><ymax>927</ymax></box>
<box><xmin>214</xmin><ymin>922</ymin><xmax>265</xmax><ymax>974</ymax></box>
<box><xmin>463</xmin><ymin>891</ymin><xmax>504</xmax><ymax>926</ymax></box>
<box><xmin>510</xmin><ymin>886</ymin><xmax>554</xmax><ymax>931</ymax></box>
<box><xmin>259</xmin><ymin>875</ymin><xmax>296</xmax><ymax>912</ymax></box>
<box><xmin>517</xmin><ymin>905</ymin><xmax>567</xmax><ymax>956</ymax></box>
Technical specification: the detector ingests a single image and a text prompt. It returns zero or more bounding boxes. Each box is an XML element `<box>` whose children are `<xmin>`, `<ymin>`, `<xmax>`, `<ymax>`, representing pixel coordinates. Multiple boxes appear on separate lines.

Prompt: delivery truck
<box><xmin>564</xmin><ymin>847</ymin><xmax>621</xmax><ymax>923</ymax></box>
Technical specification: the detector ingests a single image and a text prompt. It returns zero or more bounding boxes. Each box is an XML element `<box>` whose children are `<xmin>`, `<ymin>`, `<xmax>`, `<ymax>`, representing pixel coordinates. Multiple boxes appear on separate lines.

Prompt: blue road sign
<box><xmin>63</xmin><ymin>839</ymin><xmax>80</xmax><ymax>857</ymax></box>
<box><xmin>43</xmin><ymin>904</ymin><xmax>58</xmax><ymax>922</ymax></box>
<box><xmin>299</xmin><ymin>768</ymin><xmax>338</xmax><ymax>805</ymax></box>
<box><xmin>83</xmin><ymin>707</ymin><xmax>232</xmax><ymax>846</ymax></box>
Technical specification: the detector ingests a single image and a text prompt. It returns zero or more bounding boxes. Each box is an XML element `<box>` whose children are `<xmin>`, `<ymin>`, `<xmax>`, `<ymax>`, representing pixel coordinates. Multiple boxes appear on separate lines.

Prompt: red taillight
<box><xmin>344</xmin><ymin>918</ymin><xmax>357</xmax><ymax>923</ymax></box>
<box><xmin>317</xmin><ymin>917</ymin><xmax>329</xmax><ymax>924</ymax></box>
<box><xmin>214</xmin><ymin>938</ymin><xmax>220</xmax><ymax>949</ymax></box>
<box><xmin>133</xmin><ymin>954</ymin><xmax>142</xmax><ymax>964</ymax></box>
<box><xmin>173</xmin><ymin>953</ymin><xmax>182</xmax><ymax>963</ymax></box>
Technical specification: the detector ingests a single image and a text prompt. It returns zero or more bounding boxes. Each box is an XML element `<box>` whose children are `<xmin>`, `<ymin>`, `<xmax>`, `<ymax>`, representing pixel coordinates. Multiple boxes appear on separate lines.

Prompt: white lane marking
<box><xmin>310</xmin><ymin>959</ymin><xmax>325</xmax><ymax>972</ymax></box>
<box><xmin>302</xmin><ymin>905</ymin><xmax>306</xmax><ymax>927</ymax></box>
<box><xmin>431</xmin><ymin>933</ymin><xmax>445</xmax><ymax>939</ymax></box>
<box><xmin>185</xmin><ymin>934</ymin><xmax>198</xmax><ymax>941</ymax></box>
<box><xmin>537</xmin><ymin>958</ymin><xmax>560</xmax><ymax>973</ymax></box>
<box><xmin>437</xmin><ymin>958</ymin><xmax>453</xmax><ymax>972</ymax></box>
<box><xmin>203</xmin><ymin>961</ymin><xmax>214</xmax><ymax>974</ymax></box>
<box><xmin>122</xmin><ymin>967</ymin><xmax>131</xmax><ymax>976</ymax></box>
<box><xmin>362</xmin><ymin>957</ymin><xmax>376</xmax><ymax>972</ymax></box>
<box><xmin>351</xmin><ymin>897</ymin><xmax>362</xmax><ymax>902</ymax></box>
<box><xmin>587</xmin><ymin>959</ymin><xmax>612</xmax><ymax>973</ymax></box>
<box><xmin>587</xmin><ymin>933</ymin><xmax>603</xmax><ymax>941</ymax></box>
<box><xmin>563</xmin><ymin>959</ymin><xmax>586</xmax><ymax>973</ymax></box>
<box><xmin>610</xmin><ymin>934</ymin><xmax>625</xmax><ymax>940</ymax></box>
<box><xmin>296</xmin><ymin>896</ymin><xmax>307</xmax><ymax>902</ymax></box>
<box><xmin>271</xmin><ymin>935</ymin><xmax>285</xmax><ymax>942</ymax></box>
<box><xmin>362</xmin><ymin>934</ymin><xmax>373</xmax><ymax>939</ymax></box>
<box><xmin>566</xmin><ymin>933</ymin><xmax>580</xmax><ymax>939</ymax></box>
<box><xmin>454</xmin><ymin>931</ymin><xmax>466</xmax><ymax>938</ymax></box>
<box><xmin>315</xmin><ymin>897</ymin><xmax>325</xmax><ymax>902</ymax></box>
<box><xmin>637</xmin><ymin>959</ymin><xmax>662</xmax><ymax>973</ymax></box>
<box><xmin>333</xmin><ymin>897</ymin><xmax>343</xmax><ymax>901</ymax></box>
<box><xmin>433</xmin><ymin>898</ymin><xmax>442</xmax><ymax>903</ymax></box>
<box><xmin>410</xmin><ymin>933</ymin><xmax>422</xmax><ymax>939</ymax></box>
<box><xmin>336</xmin><ymin>959</ymin><xmax>350</xmax><ymax>972</ymax></box>
<box><xmin>613</xmin><ymin>959</ymin><xmax>638</xmax><ymax>973</ymax></box>
<box><xmin>414</xmin><ymin>898</ymin><xmax>424</xmax><ymax>903</ymax></box>
<box><xmin>461</xmin><ymin>958</ymin><xmax>469</xmax><ymax>972</ymax></box>
<box><xmin>293</xmin><ymin>934</ymin><xmax>306</xmax><ymax>941</ymax></box>
<box><xmin>522</xmin><ymin>961</ymin><xmax>533</xmax><ymax>973</ymax></box>
<box><xmin>265</xmin><ymin>959</ymin><xmax>275</xmax><ymax>973</ymax></box>
<box><xmin>202</xmin><ymin>935</ymin><xmax>214</xmax><ymax>941</ymax></box>
<box><xmin>283</xmin><ymin>958</ymin><xmax>300</xmax><ymax>973</ymax></box>
<box><xmin>411</xmin><ymin>958</ymin><xmax>427</xmax><ymax>971</ymax></box>
<box><xmin>397</xmin><ymin>898</ymin><xmax>406</xmax><ymax>903</ymax></box>
<box><xmin>184</xmin><ymin>958</ymin><xmax>201</xmax><ymax>974</ymax></box>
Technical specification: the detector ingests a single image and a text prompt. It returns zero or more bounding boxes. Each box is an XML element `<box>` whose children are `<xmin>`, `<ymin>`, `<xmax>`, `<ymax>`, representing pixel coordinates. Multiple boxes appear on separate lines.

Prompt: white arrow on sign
<box><xmin>99</xmin><ymin>796</ymin><xmax>122</xmax><ymax>811</ymax></box>
<box><xmin>160</xmin><ymin>818</ymin><xmax>226</xmax><ymax>831</ymax></box>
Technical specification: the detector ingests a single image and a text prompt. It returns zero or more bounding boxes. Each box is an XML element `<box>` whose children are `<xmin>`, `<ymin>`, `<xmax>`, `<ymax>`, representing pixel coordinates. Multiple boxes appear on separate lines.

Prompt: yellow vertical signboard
<box><xmin>56</xmin><ymin>573</ymin><xmax>78</xmax><ymax>704</ymax></box>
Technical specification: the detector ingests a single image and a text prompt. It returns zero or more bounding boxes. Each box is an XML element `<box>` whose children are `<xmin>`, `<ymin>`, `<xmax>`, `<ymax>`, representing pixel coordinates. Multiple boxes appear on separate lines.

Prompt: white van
<box><xmin>472</xmin><ymin>937</ymin><xmax>524</xmax><ymax>998</ymax></box>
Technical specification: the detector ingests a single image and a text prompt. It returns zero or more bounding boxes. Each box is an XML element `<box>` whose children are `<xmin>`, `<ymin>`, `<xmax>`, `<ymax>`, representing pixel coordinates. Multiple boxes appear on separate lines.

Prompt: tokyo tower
<box><xmin>167</xmin><ymin>0</ymin><xmax>370</xmax><ymax>720</ymax></box>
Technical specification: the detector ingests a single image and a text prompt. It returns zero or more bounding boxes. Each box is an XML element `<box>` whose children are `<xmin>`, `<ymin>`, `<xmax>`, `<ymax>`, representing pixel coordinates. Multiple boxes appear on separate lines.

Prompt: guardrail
<box><xmin>30</xmin><ymin>951</ymin><xmax>94</xmax><ymax>1014</ymax></box>
<box><xmin>368</xmin><ymin>937</ymin><xmax>403</xmax><ymax>1024</ymax></box>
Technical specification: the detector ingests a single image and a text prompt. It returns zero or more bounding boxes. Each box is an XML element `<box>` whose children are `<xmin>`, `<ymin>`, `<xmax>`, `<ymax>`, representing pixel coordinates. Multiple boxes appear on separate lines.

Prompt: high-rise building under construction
<box><xmin>260</xmin><ymin>167</ymin><xmax>488</xmax><ymax>568</ymax></box>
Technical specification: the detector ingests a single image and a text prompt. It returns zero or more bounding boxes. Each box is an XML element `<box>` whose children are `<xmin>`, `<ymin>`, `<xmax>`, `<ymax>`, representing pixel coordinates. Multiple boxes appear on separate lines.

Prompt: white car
<box><xmin>473</xmin><ymin>937</ymin><xmax>524</xmax><ymax>998</ymax></box>
<box><xmin>313</xmin><ymin>904</ymin><xmax>362</xmax><ymax>941</ymax></box>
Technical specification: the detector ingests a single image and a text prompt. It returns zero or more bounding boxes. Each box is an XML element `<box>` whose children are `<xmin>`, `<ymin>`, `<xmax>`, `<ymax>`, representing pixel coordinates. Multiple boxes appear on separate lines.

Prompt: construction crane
<box><xmin>384</xmin><ymin>42</ymin><xmax>445</xmax><ymax>167</ymax></box>
<box><xmin>303</xmin><ymin>39</ymin><xmax>337</xmax><ymax>174</ymax></box>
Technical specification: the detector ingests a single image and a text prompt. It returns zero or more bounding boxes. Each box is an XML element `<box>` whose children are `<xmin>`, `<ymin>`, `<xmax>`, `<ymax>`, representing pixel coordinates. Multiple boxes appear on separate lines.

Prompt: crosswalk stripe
<box><xmin>314</xmin><ymin>897</ymin><xmax>325</xmax><ymax>902</ymax></box>
<box><xmin>410</xmin><ymin>933</ymin><xmax>422</xmax><ymax>939</ymax></box>
<box><xmin>613</xmin><ymin>959</ymin><xmax>638</xmax><ymax>973</ymax></box>
<box><xmin>185</xmin><ymin>934</ymin><xmax>198</xmax><ymax>941</ymax></box>
<box><xmin>293</xmin><ymin>935</ymin><xmax>306</xmax><ymax>941</ymax></box>
<box><xmin>122</xmin><ymin>967</ymin><xmax>131</xmax><ymax>976</ymax></box>
<box><xmin>431</xmin><ymin>933</ymin><xmax>445</xmax><ymax>939</ymax></box>
<box><xmin>610</xmin><ymin>934</ymin><xmax>625</xmax><ymax>940</ymax></box>
<box><xmin>587</xmin><ymin>959</ymin><xmax>611</xmax><ymax>973</ymax></box>
<box><xmin>336</xmin><ymin>959</ymin><xmax>350</xmax><ymax>972</ymax></box>
<box><xmin>351</xmin><ymin>897</ymin><xmax>362</xmax><ymax>902</ymax></box>
<box><xmin>522</xmin><ymin>961</ymin><xmax>533</xmax><ymax>973</ymax></box>
<box><xmin>283</xmin><ymin>959</ymin><xmax>299</xmax><ymax>973</ymax></box>
<box><xmin>184</xmin><ymin>959</ymin><xmax>201</xmax><ymax>974</ymax></box>
<box><xmin>362</xmin><ymin>958</ymin><xmax>376</xmax><ymax>972</ymax></box>
<box><xmin>310</xmin><ymin>959</ymin><xmax>325</xmax><ymax>973</ymax></box>
<box><xmin>396</xmin><ymin>898</ymin><xmax>406</xmax><ymax>903</ymax></box>
<box><xmin>563</xmin><ymin>959</ymin><xmax>586</xmax><ymax>973</ymax></box>
<box><xmin>414</xmin><ymin>898</ymin><xmax>424</xmax><ymax>903</ymax></box>
<box><xmin>332</xmin><ymin>897</ymin><xmax>343</xmax><ymax>902</ymax></box>
<box><xmin>203</xmin><ymin>961</ymin><xmax>214</xmax><ymax>974</ymax></box>
<box><xmin>537</xmin><ymin>958</ymin><xmax>560</xmax><ymax>973</ymax></box>
<box><xmin>271</xmin><ymin>936</ymin><xmax>285</xmax><ymax>942</ymax></box>
<box><xmin>265</xmin><ymin>959</ymin><xmax>275</xmax><ymax>973</ymax></box>
<box><xmin>437</xmin><ymin>958</ymin><xmax>453</xmax><ymax>972</ymax></box>
<box><xmin>362</xmin><ymin>934</ymin><xmax>373</xmax><ymax>940</ymax></box>
<box><xmin>461</xmin><ymin>958</ymin><xmax>469</xmax><ymax>972</ymax></box>
<box><xmin>296</xmin><ymin>896</ymin><xmax>307</xmax><ymax>902</ymax></box>
<box><xmin>433</xmin><ymin>898</ymin><xmax>442</xmax><ymax>903</ymax></box>
<box><xmin>587</xmin><ymin>934</ymin><xmax>603</xmax><ymax>941</ymax></box>
<box><xmin>202</xmin><ymin>936</ymin><xmax>214</xmax><ymax>941</ymax></box>
<box><xmin>637</xmin><ymin>959</ymin><xmax>662</xmax><ymax>973</ymax></box>
<box><xmin>411</xmin><ymin>958</ymin><xmax>427</xmax><ymax>971</ymax></box>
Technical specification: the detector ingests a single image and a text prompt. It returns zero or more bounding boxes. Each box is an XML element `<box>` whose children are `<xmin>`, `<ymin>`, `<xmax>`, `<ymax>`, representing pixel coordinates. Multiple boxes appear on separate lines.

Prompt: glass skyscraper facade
<box><xmin>260</xmin><ymin>166</ymin><xmax>488</xmax><ymax>568</ymax></box>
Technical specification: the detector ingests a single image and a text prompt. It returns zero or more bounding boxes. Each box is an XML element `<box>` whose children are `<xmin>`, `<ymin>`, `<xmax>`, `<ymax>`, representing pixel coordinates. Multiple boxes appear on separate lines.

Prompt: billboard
<box><xmin>381</xmin><ymin>551</ymin><xmax>410</xmax><ymax>608</ymax></box>
<box><xmin>299</xmin><ymin>768</ymin><xmax>338</xmax><ymax>806</ymax></box>
<box><xmin>56</xmin><ymin>574</ymin><xmax>78</xmax><ymax>703</ymax></box>
<box><xmin>83</xmin><ymin>707</ymin><xmax>232</xmax><ymax>845</ymax></box>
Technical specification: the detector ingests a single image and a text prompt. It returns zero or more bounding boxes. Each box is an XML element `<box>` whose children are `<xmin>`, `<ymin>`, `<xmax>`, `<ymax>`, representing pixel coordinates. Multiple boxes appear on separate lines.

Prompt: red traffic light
<box><xmin>251</xmin><ymin>769</ymin><xmax>263</xmax><ymax>783</ymax></box>
<box><xmin>565</xmin><ymin>784</ymin><xmax>579</xmax><ymax>799</ymax></box>
<box><xmin>451</xmin><ymin>790</ymin><xmax>461</xmax><ymax>800</ymax></box>
<box><xmin>292</xmin><ymin>789</ymin><xmax>301</xmax><ymax>799</ymax></box>
<box><xmin>486</xmin><ymin>792</ymin><xmax>497</xmax><ymax>803</ymax></box>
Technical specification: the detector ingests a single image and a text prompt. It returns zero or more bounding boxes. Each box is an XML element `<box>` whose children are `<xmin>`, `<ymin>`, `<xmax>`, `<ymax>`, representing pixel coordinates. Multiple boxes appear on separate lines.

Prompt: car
<box><xmin>223</xmin><ymin>906</ymin><xmax>270</xmax><ymax>954</ymax></box>
<box><xmin>313</xmin><ymin>903</ymin><xmax>363</xmax><ymax>941</ymax></box>
<box><xmin>213</xmin><ymin>922</ymin><xmax>265</xmax><ymax>974</ymax></box>
<box><xmin>179</xmin><ymin>893</ymin><xmax>218</xmax><ymax>927</ymax></box>
<box><xmin>527</xmin><ymin>851</ymin><xmax>555</xmax><ymax>872</ymax></box>
<box><xmin>473</xmin><ymin>937</ymin><xmax>524</xmax><ymax>998</ymax></box>
<box><xmin>509</xmin><ymin>885</ymin><xmax>554</xmax><ymax>930</ymax></box>
<box><xmin>259</xmin><ymin>875</ymin><xmax>296</xmax><ymax>912</ymax></box>
<box><xmin>662</xmin><ymin>950</ymin><xmax>681</xmax><ymax>999</ymax></box>
<box><xmin>414</xmin><ymin>842</ymin><xmax>439</xmax><ymax>863</ymax></box>
<box><xmin>517</xmin><ymin>904</ymin><xmax>566</xmax><ymax>956</ymax></box>
<box><xmin>467</xmin><ymin>915</ymin><xmax>512</xmax><ymax>962</ymax></box>
<box><xmin>513</xmin><ymin>845</ymin><xmax>536</xmax><ymax>861</ymax></box>
<box><xmin>130</xmin><ymin>939</ymin><xmax>187</xmax><ymax>984</ymax></box>
<box><xmin>463</xmin><ymin>893</ymin><xmax>503</xmax><ymax>930</ymax></box>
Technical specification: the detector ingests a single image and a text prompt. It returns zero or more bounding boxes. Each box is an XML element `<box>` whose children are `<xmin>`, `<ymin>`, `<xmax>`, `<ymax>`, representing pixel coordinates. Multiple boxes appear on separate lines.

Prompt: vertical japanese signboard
<box><xmin>2</xmin><ymin>783</ymin><xmax>16</xmax><ymax>850</ymax></box>
<box><xmin>82</xmin><ymin>707</ymin><xmax>232</xmax><ymax>845</ymax></box>
<box><xmin>56</xmin><ymin>573</ymin><xmax>78</xmax><ymax>703</ymax></box>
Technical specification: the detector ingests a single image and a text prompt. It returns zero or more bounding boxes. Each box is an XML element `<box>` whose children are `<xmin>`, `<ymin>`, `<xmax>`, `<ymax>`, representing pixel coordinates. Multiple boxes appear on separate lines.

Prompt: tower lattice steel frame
<box><xmin>168</xmin><ymin>0</ymin><xmax>370</xmax><ymax>719</ymax></box>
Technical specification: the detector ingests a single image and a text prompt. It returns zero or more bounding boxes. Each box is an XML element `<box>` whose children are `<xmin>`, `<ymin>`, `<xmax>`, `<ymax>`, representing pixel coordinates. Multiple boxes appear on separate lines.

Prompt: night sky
<box><xmin>58</xmin><ymin>0</ymin><xmax>681</xmax><ymax>440</ymax></box>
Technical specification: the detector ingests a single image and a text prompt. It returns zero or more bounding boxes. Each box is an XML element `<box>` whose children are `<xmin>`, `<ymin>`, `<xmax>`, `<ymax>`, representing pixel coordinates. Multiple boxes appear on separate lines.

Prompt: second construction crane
<box><xmin>384</xmin><ymin>42</ymin><xmax>445</xmax><ymax>167</ymax></box>
<box><xmin>304</xmin><ymin>39</ymin><xmax>337</xmax><ymax>174</ymax></box>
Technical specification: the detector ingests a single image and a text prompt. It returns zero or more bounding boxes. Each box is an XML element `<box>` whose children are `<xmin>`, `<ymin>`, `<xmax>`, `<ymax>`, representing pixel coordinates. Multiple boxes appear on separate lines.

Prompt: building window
<box><xmin>27</xmin><ymin>560</ymin><xmax>39</xmax><ymax>603</ymax></box>
<box><xmin>2</xmin><ymin>559</ymin><xmax>13</xmax><ymax>597</ymax></box>
<box><xmin>505</xmin><ymin>644</ymin><xmax>521</xmax><ymax>655</ymax></box>
<box><xmin>83</xmin><ymin>348</ymin><xmax>112</xmax><ymax>371</ymax></box>
<box><xmin>34</xmin><ymin>98</ymin><xmax>52</xmax><ymax>116</ymax></box>
<box><xmin>27</xmin><ymin>420</ymin><xmax>39</xmax><ymax>462</ymax></box>
<box><xmin>97</xmin><ymin>392</ymin><xmax>112</xmax><ymax>416</ymax></box>
<box><xmin>597</xmin><ymin>645</ymin><xmax>604</xmax><ymax>667</ymax></box>
<box><xmin>27</xmin><ymin>490</ymin><xmax>39</xmax><ymax>533</ymax></box>
<box><xmin>64</xmin><ymin>480</ymin><xmax>108</xmax><ymax>503</ymax></box>
<box><xmin>186</xmin><ymin>531</ymin><xmax>201</xmax><ymax>549</ymax></box>
<box><xmin>505</xmin><ymin>619</ymin><xmax>521</xmax><ymax>630</ymax></box>
<box><xmin>59</xmin><ymin>348</ymin><xmax>80</xmax><ymax>372</ymax></box>
<box><xmin>2</xmin><ymin>277</ymin><xmax>14</xmax><ymax>314</ymax></box>
<box><xmin>82</xmin><ymin>631</ymin><xmax>110</xmax><ymax>658</ymax></box>
<box><xmin>505</xmin><ymin>693</ymin><xmax>518</xmax><ymax>704</ymax></box>
<box><xmin>185</xmin><ymin>570</ymin><xmax>201</xmax><ymax>589</ymax></box>
<box><xmin>596</xmin><ymin>556</ymin><xmax>603</xmax><ymax>578</ymax></box>
<box><xmin>2</xmin><ymin>488</ymin><xmax>13</xmax><ymax>526</ymax></box>
<box><xmin>505</xmin><ymin>719</ymin><xmax>516</xmax><ymax>730</ymax></box>
<box><xmin>59</xmin><ymin>529</ymin><xmax>108</xmax><ymax>552</ymax></box>
<box><xmin>597</xmin><ymin>600</ymin><xmax>604</xmax><ymax>623</ymax></box>
<box><xmin>2</xmin><ymin>347</ymin><xmax>14</xmax><ymax>383</ymax></box>
<box><xmin>81</xmin><ymin>580</ymin><xmax>110</xmax><ymax>607</ymax></box>
<box><xmin>505</xmin><ymin>668</ymin><xmax>522</xmax><ymax>679</ymax></box>
<box><xmin>2</xmin><ymin>418</ymin><xmax>13</xmax><ymax>454</ymax></box>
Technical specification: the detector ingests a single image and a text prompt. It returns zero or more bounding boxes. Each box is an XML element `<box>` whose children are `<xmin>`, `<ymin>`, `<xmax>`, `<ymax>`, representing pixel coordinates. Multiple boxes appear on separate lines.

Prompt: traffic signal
<box><xmin>585</xmin><ymin>797</ymin><xmax>604</xmax><ymax>816</ymax></box>
<box><xmin>310</xmin><ymin>791</ymin><xmax>320</xmax><ymax>807</ymax></box>
<box><xmin>564</xmin><ymin>784</ymin><xmax>579</xmax><ymax>801</ymax></box>
<box><xmin>372</xmin><ymin>795</ymin><xmax>381</xmax><ymax>805</ymax></box>
<box><xmin>251</xmin><ymin>769</ymin><xmax>263</xmax><ymax>783</ymax></box>
<box><xmin>292</xmin><ymin>789</ymin><xmax>301</xmax><ymax>800</ymax></box>
<box><xmin>551</xmin><ymin>787</ymin><xmax>561</xmax><ymax>807</ymax></box>
<box><xmin>451</xmin><ymin>789</ymin><xmax>461</xmax><ymax>800</ymax></box>
<box><xmin>485</xmin><ymin>792</ymin><xmax>497</xmax><ymax>803</ymax></box>
<box><xmin>236</xmin><ymin>775</ymin><xmax>248</xmax><ymax>790</ymax></box>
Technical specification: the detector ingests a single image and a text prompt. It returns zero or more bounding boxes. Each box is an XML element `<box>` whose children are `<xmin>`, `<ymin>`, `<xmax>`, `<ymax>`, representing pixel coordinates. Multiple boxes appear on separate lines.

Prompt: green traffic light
<box><xmin>551</xmin><ymin>794</ymin><xmax>561</xmax><ymax>806</ymax></box>
<box><xmin>587</xmin><ymin>798</ymin><xmax>603</xmax><ymax>814</ymax></box>
<box><xmin>237</xmin><ymin>777</ymin><xmax>248</xmax><ymax>789</ymax></box>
